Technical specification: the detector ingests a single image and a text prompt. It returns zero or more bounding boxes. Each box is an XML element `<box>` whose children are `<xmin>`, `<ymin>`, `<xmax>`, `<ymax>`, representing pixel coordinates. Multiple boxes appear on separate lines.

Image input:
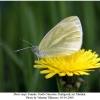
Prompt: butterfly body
<box><xmin>32</xmin><ymin>46</ymin><xmax>46</xmax><ymax>58</ymax></box>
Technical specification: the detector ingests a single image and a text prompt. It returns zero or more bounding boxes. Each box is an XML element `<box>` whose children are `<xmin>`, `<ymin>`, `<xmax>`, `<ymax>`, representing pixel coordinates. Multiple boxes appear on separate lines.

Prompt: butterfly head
<box><xmin>32</xmin><ymin>46</ymin><xmax>39</xmax><ymax>55</ymax></box>
<box><xmin>32</xmin><ymin>46</ymin><xmax>47</xmax><ymax>58</ymax></box>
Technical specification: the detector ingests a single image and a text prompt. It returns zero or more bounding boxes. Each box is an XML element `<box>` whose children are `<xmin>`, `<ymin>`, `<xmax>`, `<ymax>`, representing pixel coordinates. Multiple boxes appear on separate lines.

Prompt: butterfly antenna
<box><xmin>14</xmin><ymin>47</ymin><xmax>32</xmax><ymax>52</ymax></box>
<box><xmin>20</xmin><ymin>38</ymin><xmax>33</xmax><ymax>46</ymax></box>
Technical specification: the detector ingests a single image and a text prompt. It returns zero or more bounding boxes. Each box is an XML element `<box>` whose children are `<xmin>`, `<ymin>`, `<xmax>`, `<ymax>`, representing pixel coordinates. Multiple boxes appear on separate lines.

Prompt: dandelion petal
<box><xmin>40</xmin><ymin>70</ymin><xmax>52</xmax><ymax>74</ymax></box>
<box><xmin>45</xmin><ymin>72</ymin><xmax>56</xmax><ymax>79</ymax></box>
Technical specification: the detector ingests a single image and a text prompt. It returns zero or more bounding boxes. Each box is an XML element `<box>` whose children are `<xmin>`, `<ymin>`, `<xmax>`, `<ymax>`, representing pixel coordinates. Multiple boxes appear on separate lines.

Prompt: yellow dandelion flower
<box><xmin>34</xmin><ymin>49</ymin><xmax>100</xmax><ymax>79</ymax></box>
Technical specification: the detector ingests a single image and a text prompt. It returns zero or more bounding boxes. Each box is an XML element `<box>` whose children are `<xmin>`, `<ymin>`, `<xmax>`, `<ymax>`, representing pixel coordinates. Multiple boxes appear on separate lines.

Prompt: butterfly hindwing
<box><xmin>38</xmin><ymin>16</ymin><xmax>82</xmax><ymax>57</ymax></box>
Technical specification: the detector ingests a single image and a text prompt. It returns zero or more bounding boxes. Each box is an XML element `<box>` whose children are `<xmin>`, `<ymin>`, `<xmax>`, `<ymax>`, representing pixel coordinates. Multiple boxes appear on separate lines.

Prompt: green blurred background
<box><xmin>0</xmin><ymin>1</ymin><xmax>100</xmax><ymax>92</ymax></box>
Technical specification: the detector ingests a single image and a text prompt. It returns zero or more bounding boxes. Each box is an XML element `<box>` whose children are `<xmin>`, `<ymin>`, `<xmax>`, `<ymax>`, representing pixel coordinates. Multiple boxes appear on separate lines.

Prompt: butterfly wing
<box><xmin>38</xmin><ymin>16</ymin><xmax>82</xmax><ymax>57</ymax></box>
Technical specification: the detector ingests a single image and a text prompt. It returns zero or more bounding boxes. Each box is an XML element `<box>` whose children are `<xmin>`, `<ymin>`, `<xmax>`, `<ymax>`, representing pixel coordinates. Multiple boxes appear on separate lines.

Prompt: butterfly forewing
<box><xmin>38</xmin><ymin>16</ymin><xmax>82</xmax><ymax>57</ymax></box>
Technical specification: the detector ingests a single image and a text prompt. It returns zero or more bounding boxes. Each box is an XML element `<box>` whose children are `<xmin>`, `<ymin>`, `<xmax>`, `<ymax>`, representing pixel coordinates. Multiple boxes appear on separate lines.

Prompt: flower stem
<box><xmin>69</xmin><ymin>88</ymin><xmax>75</xmax><ymax>92</ymax></box>
<box><xmin>56</xmin><ymin>75</ymin><xmax>64</xmax><ymax>92</ymax></box>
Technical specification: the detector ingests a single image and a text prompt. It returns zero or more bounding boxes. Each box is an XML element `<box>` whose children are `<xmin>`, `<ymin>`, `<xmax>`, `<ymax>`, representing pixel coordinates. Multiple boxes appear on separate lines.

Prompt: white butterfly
<box><xmin>32</xmin><ymin>16</ymin><xmax>82</xmax><ymax>58</ymax></box>
<box><xmin>15</xmin><ymin>16</ymin><xmax>82</xmax><ymax>58</ymax></box>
